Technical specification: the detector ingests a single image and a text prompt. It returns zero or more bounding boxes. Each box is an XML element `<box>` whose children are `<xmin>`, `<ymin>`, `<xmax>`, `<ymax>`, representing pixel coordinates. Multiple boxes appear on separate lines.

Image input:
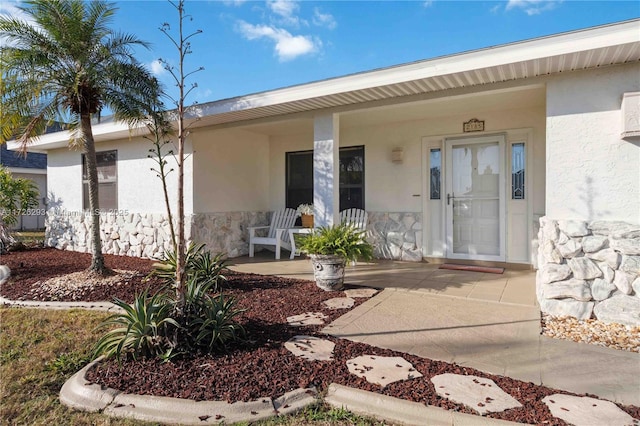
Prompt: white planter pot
<box><xmin>310</xmin><ymin>254</ymin><xmax>346</xmax><ymax>291</ymax></box>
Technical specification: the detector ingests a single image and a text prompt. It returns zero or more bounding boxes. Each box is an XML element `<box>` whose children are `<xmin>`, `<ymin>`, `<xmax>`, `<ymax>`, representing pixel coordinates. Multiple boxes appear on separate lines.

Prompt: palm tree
<box><xmin>0</xmin><ymin>0</ymin><xmax>159</xmax><ymax>274</ymax></box>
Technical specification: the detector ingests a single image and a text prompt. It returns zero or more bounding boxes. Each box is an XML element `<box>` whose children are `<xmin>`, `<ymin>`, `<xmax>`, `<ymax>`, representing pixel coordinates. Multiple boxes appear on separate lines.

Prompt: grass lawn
<box><xmin>12</xmin><ymin>230</ymin><xmax>45</xmax><ymax>244</ymax></box>
<box><xmin>0</xmin><ymin>308</ymin><xmax>388</xmax><ymax>426</ymax></box>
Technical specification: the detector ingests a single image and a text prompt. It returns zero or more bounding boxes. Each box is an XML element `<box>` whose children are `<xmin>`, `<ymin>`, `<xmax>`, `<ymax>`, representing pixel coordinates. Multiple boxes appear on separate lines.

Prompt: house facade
<box><xmin>10</xmin><ymin>20</ymin><xmax>640</xmax><ymax>321</ymax></box>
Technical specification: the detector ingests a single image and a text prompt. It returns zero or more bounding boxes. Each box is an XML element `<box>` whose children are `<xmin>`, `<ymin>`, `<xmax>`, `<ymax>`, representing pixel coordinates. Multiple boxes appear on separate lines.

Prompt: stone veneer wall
<box><xmin>367</xmin><ymin>212</ymin><xmax>423</xmax><ymax>262</ymax></box>
<box><xmin>46</xmin><ymin>211</ymin><xmax>176</xmax><ymax>259</ymax></box>
<box><xmin>537</xmin><ymin>217</ymin><xmax>640</xmax><ymax>327</ymax></box>
<box><xmin>191</xmin><ymin>212</ymin><xmax>270</xmax><ymax>258</ymax></box>
<box><xmin>46</xmin><ymin>210</ymin><xmax>424</xmax><ymax>262</ymax></box>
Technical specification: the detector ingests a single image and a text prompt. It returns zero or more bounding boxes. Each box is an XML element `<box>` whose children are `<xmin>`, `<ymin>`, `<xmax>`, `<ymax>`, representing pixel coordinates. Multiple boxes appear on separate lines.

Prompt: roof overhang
<box><xmin>9</xmin><ymin>19</ymin><xmax>640</xmax><ymax>152</ymax></box>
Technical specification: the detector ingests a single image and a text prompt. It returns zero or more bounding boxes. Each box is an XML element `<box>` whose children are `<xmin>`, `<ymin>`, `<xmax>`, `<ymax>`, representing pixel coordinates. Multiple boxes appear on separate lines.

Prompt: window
<box><xmin>429</xmin><ymin>149</ymin><xmax>441</xmax><ymax>200</ymax></box>
<box><xmin>285</xmin><ymin>146</ymin><xmax>365</xmax><ymax>210</ymax></box>
<box><xmin>83</xmin><ymin>150</ymin><xmax>117</xmax><ymax>211</ymax></box>
<box><xmin>511</xmin><ymin>143</ymin><xmax>525</xmax><ymax>200</ymax></box>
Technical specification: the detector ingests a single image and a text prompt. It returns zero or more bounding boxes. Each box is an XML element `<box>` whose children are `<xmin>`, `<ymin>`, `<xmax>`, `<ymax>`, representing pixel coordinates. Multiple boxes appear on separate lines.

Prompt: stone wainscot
<box><xmin>537</xmin><ymin>217</ymin><xmax>640</xmax><ymax>327</ymax></box>
<box><xmin>46</xmin><ymin>210</ymin><xmax>423</xmax><ymax>262</ymax></box>
<box><xmin>46</xmin><ymin>211</ymin><xmax>177</xmax><ymax>259</ymax></box>
<box><xmin>368</xmin><ymin>212</ymin><xmax>423</xmax><ymax>262</ymax></box>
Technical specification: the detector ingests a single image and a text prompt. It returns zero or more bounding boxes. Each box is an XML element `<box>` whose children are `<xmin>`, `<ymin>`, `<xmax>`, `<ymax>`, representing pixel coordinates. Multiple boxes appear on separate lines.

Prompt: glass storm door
<box><xmin>445</xmin><ymin>135</ymin><xmax>506</xmax><ymax>261</ymax></box>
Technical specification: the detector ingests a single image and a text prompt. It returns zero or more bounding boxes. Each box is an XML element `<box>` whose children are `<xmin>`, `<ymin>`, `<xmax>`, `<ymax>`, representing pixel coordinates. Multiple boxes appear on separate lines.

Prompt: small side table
<box><xmin>288</xmin><ymin>227</ymin><xmax>313</xmax><ymax>259</ymax></box>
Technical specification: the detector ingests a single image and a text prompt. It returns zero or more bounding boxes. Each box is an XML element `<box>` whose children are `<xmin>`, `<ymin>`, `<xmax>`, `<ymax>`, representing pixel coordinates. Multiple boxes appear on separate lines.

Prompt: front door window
<box><xmin>445</xmin><ymin>136</ymin><xmax>505</xmax><ymax>261</ymax></box>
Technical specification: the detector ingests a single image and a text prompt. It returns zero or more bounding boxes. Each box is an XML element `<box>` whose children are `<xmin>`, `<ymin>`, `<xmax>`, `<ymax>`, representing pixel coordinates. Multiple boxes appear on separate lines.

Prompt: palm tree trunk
<box><xmin>81</xmin><ymin>113</ymin><xmax>106</xmax><ymax>274</ymax></box>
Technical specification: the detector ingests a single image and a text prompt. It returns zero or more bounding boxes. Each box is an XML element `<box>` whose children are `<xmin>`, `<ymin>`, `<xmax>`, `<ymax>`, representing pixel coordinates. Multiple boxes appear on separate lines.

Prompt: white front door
<box><xmin>445</xmin><ymin>135</ymin><xmax>506</xmax><ymax>261</ymax></box>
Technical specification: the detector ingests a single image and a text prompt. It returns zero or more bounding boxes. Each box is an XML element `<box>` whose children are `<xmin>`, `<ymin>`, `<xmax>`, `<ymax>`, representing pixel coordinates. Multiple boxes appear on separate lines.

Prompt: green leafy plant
<box><xmin>296</xmin><ymin>223</ymin><xmax>374</xmax><ymax>263</ymax></box>
<box><xmin>189</xmin><ymin>293</ymin><xmax>246</xmax><ymax>353</ymax></box>
<box><xmin>93</xmin><ymin>292</ymin><xmax>179</xmax><ymax>361</ymax></box>
<box><xmin>152</xmin><ymin>243</ymin><xmax>229</xmax><ymax>293</ymax></box>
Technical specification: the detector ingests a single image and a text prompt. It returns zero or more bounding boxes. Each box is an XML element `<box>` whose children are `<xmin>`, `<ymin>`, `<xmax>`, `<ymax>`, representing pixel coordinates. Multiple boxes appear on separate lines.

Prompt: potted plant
<box><xmin>296</xmin><ymin>203</ymin><xmax>314</xmax><ymax>228</ymax></box>
<box><xmin>296</xmin><ymin>223</ymin><xmax>373</xmax><ymax>291</ymax></box>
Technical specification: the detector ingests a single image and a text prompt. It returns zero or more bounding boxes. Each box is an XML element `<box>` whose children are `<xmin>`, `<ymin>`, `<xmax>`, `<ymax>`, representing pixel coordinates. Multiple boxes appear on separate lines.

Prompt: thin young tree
<box><xmin>0</xmin><ymin>0</ymin><xmax>158</xmax><ymax>274</ymax></box>
<box><xmin>145</xmin><ymin>94</ymin><xmax>177</xmax><ymax>249</ymax></box>
<box><xmin>157</xmin><ymin>0</ymin><xmax>203</xmax><ymax>308</ymax></box>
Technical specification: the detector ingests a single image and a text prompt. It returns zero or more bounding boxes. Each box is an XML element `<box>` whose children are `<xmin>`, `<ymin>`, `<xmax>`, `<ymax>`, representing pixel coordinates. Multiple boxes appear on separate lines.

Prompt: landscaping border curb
<box><xmin>325</xmin><ymin>383</ymin><xmax>521</xmax><ymax>426</ymax></box>
<box><xmin>0</xmin><ymin>296</ymin><xmax>122</xmax><ymax>312</ymax></box>
<box><xmin>59</xmin><ymin>359</ymin><xmax>319</xmax><ymax>425</ymax></box>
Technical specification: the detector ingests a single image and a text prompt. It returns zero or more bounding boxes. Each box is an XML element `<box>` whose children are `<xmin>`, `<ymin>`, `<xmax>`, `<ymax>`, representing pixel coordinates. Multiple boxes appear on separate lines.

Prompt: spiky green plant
<box><xmin>93</xmin><ymin>292</ymin><xmax>179</xmax><ymax>361</ymax></box>
<box><xmin>190</xmin><ymin>293</ymin><xmax>245</xmax><ymax>353</ymax></box>
<box><xmin>152</xmin><ymin>243</ymin><xmax>229</xmax><ymax>293</ymax></box>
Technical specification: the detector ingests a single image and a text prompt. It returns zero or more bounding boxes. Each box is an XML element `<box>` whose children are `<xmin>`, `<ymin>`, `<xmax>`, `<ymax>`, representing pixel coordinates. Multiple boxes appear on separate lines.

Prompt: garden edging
<box><xmin>61</xmin><ymin>359</ymin><xmax>521</xmax><ymax>426</ymax></box>
<box><xmin>60</xmin><ymin>358</ymin><xmax>319</xmax><ymax>425</ymax></box>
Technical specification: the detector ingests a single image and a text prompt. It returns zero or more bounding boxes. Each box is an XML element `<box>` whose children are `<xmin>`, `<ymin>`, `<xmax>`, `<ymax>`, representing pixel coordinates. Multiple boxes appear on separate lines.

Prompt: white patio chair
<box><xmin>340</xmin><ymin>208</ymin><xmax>368</xmax><ymax>265</ymax></box>
<box><xmin>340</xmin><ymin>208</ymin><xmax>368</xmax><ymax>231</ymax></box>
<box><xmin>248</xmin><ymin>208</ymin><xmax>298</xmax><ymax>260</ymax></box>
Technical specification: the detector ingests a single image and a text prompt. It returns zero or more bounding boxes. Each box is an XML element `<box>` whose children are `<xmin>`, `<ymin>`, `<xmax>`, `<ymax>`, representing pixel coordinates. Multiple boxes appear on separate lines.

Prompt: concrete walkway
<box><xmin>232</xmin><ymin>254</ymin><xmax>640</xmax><ymax>407</ymax></box>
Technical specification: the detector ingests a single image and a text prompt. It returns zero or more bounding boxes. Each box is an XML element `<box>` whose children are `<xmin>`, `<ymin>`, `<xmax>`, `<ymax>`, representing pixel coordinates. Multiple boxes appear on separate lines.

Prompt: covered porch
<box><xmin>230</xmin><ymin>251</ymin><xmax>537</xmax><ymax>307</ymax></box>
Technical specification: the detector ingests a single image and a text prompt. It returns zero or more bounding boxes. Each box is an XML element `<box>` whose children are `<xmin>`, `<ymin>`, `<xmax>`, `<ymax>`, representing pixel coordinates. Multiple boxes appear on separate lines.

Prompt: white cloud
<box><xmin>267</xmin><ymin>0</ymin><xmax>301</xmax><ymax>26</ymax></box>
<box><xmin>237</xmin><ymin>20</ymin><xmax>318</xmax><ymax>61</ymax></box>
<box><xmin>312</xmin><ymin>7</ymin><xmax>336</xmax><ymax>30</ymax></box>
<box><xmin>505</xmin><ymin>0</ymin><xmax>562</xmax><ymax>16</ymax></box>
<box><xmin>149</xmin><ymin>59</ymin><xmax>166</xmax><ymax>76</ymax></box>
<box><xmin>423</xmin><ymin>1</ymin><xmax>434</xmax><ymax>7</ymax></box>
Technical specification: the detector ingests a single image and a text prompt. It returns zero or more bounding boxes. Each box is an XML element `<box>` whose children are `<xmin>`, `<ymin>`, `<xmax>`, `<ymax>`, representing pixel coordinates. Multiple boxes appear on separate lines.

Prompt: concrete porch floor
<box><xmin>230</xmin><ymin>252</ymin><xmax>538</xmax><ymax>307</ymax></box>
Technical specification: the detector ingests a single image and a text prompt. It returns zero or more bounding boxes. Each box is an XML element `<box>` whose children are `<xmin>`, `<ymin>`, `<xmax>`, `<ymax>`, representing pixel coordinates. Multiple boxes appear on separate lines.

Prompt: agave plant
<box><xmin>189</xmin><ymin>293</ymin><xmax>246</xmax><ymax>353</ymax></box>
<box><xmin>152</xmin><ymin>243</ymin><xmax>229</xmax><ymax>293</ymax></box>
<box><xmin>93</xmin><ymin>291</ymin><xmax>179</xmax><ymax>361</ymax></box>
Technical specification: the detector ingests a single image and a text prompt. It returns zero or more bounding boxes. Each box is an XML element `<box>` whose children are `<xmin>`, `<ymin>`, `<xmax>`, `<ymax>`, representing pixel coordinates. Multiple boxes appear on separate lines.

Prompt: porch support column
<box><xmin>313</xmin><ymin>113</ymin><xmax>340</xmax><ymax>227</ymax></box>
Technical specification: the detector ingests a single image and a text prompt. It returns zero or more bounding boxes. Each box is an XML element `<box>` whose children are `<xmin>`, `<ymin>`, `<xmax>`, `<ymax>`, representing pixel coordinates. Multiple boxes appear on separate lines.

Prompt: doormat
<box><xmin>439</xmin><ymin>263</ymin><xmax>504</xmax><ymax>274</ymax></box>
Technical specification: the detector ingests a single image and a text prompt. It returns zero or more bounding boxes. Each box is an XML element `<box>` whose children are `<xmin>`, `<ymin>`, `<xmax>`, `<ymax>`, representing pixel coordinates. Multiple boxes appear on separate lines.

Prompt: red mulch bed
<box><xmin>2</xmin><ymin>248</ymin><xmax>639</xmax><ymax>425</ymax></box>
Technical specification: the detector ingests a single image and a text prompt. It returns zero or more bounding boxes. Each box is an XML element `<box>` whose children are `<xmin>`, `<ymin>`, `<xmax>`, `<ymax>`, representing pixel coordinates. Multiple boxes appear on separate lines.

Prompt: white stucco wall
<box><xmin>192</xmin><ymin>128</ymin><xmax>269</xmax><ymax>213</ymax></box>
<box><xmin>266</xmin><ymin>104</ymin><xmax>545</xmax><ymax>215</ymax></box>
<box><xmin>47</xmin><ymin>148</ymin><xmax>83</xmax><ymax>212</ymax></box>
<box><xmin>546</xmin><ymin>63</ymin><xmax>640</xmax><ymax>223</ymax></box>
<box><xmin>46</xmin><ymin>137</ymin><xmax>194</xmax><ymax>215</ymax></box>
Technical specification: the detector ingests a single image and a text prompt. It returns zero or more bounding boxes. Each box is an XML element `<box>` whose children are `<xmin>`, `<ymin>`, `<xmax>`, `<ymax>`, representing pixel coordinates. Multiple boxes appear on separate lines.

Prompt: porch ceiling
<box><xmin>11</xmin><ymin>19</ymin><xmax>640</xmax><ymax>151</ymax></box>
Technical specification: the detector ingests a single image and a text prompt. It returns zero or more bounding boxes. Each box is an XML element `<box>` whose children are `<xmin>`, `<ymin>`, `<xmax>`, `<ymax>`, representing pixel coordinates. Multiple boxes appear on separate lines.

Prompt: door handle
<box><xmin>447</xmin><ymin>193</ymin><xmax>454</xmax><ymax>205</ymax></box>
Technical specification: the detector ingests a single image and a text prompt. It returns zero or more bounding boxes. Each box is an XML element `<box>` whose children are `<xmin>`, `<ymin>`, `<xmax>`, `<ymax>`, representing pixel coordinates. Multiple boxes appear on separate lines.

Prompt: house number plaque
<box><xmin>463</xmin><ymin>118</ymin><xmax>484</xmax><ymax>132</ymax></box>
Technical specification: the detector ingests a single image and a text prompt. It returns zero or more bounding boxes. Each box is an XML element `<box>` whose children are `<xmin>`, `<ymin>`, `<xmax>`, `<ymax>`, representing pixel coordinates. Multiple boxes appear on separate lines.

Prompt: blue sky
<box><xmin>3</xmin><ymin>1</ymin><xmax>639</xmax><ymax>105</ymax></box>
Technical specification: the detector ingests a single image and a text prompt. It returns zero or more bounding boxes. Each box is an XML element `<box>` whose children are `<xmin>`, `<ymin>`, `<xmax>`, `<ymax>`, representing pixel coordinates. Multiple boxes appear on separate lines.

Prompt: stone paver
<box><xmin>542</xmin><ymin>394</ymin><xmax>637</xmax><ymax>426</ymax></box>
<box><xmin>343</xmin><ymin>288</ymin><xmax>378</xmax><ymax>298</ymax></box>
<box><xmin>346</xmin><ymin>355</ymin><xmax>422</xmax><ymax>387</ymax></box>
<box><xmin>0</xmin><ymin>265</ymin><xmax>10</xmax><ymax>285</ymax></box>
<box><xmin>284</xmin><ymin>336</ymin><xmax>335</xmax><ymax>361</ymax></box>
<box><xmin>431</xmin><ymin>373</ymin><xmax>523</xmax><ymax>415</ymax></box>
<box><xmin>286</xmin><ymin>312</ymin><xmax>327</xmax><ymax>326</ymax></box>
<box><xmin>323</xmin><ymin>297</ymin><xmax>355</xmax><ymax>310</ymax></box>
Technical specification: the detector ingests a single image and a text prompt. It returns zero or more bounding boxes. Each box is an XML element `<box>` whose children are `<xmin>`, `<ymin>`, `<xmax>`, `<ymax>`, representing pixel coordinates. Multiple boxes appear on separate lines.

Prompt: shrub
<box><xmin>152</xmin><ymin>243</ymin><xmax>229</xmax><ymax>293</ymax></box>
<box><xmin>297</xmin><ymin>223</ymin><xmax>374</xmax><ymax>263</ymax></box>
<box><xmin>96</xmin><ymin>245</ymin><xmax>244</xmax><ymax>362</ymax></box>
<box><xmin>189</xmin><ymin>293</ymin><xmax>246</xmax><ymax>353</ymax></box>
<box><xmin>93</xmin><ymin>292</ymin><xmax>179</xmax><ymax>361</ymax></box>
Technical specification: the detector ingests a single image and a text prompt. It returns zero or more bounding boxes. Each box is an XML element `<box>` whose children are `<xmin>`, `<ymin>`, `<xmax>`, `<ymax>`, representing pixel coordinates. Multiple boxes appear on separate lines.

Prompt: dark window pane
<box><xmin>285</xmin><ymin>146</ymin><xmax>365</xmax><ymax>211</ymax></box>
<box><xmin>339</xmin><ymin>147</ymin><xmax>364</xmax><ymax>186</ymax></box>
<box><xmin>430</xmin><ymin>149</ymin><xmax>441</xmax><ymax>200</ymax></box>
<box><xmin>340</xmin><ymin>187</ymin><xmax>363</xmax><ymax>210</ymax></box>
<box><xmin>511</xmin><ymin>143</ymin><xmax>525</xmax><ymax>200</ymax></box>
<box><xmin>286</xmin><ymin>151</ymin><xmax>313</xmax><ymax>209</ymax></box>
